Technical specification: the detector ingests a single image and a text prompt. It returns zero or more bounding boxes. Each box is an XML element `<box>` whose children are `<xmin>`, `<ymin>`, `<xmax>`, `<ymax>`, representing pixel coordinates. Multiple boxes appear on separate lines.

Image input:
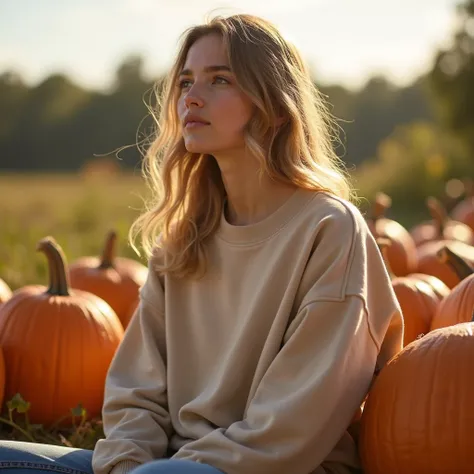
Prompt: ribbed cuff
<box><xmin>109</xmin><ymin>461</ymin><xmax>142</xmax><ymax>474</ymax></box>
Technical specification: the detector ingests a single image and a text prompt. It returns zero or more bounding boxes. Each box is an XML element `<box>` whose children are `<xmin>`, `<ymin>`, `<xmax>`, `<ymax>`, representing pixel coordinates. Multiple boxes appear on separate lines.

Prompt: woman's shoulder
<box><xmin>303</xmin><ymin>190</ymin><xmax>369</xmax><ymax>240</ymax></box>
<box><xmin>296</xmin><ymin>191</ymin><xmax>390</xmax><ymax>302</ymax></box>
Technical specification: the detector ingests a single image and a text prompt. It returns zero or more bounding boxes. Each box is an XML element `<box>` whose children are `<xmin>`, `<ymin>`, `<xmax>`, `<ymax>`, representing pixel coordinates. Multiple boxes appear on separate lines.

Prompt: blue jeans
<box><xmin>0</xmin><ymin>441</ymin><xmax>222</xmax><ymax>474</ymax></box>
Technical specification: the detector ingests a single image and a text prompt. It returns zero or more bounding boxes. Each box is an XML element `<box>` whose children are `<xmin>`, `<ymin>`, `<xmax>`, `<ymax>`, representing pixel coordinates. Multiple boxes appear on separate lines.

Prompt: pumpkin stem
<box><xmin>437</xmin><ymin>246</ymin><xmax>473</xmax><ymax>281</ymax></box>
<box><xmin>99</xmin><ymin>230</ymin><xmax>117</xmax><ymax>269</ymax></box>
<box><xmin>371</xmin><ymin>192</ymin><xmax>392</xmax><ymax>221</ymax></box>
<box><xmin>36</xmin><ymin>237</ymin><xmax>70</xmax><ymax>296</ymax></box>
<box><xmin>426</xmin><ymin>197</ymin><xmax>447</xmax><ymax>238</ymax></box>
<box><xmin>376</xmin><ymin>237</ymin><xmax>395</xmax><ymax>280</ymax></box>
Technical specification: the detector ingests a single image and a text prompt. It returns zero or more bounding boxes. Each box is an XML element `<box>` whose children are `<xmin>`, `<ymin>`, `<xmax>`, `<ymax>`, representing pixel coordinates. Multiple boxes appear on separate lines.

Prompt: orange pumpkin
<box><xmin>124</xmin><ymin>297</ymin><xmax>140</xmax><ymax>327</ymax></box>
<box><xmin>377</xmin><ymin>238</ymin><xmax>450</xmax><ymax>346</ymax></box>
<box><xmin>406</xmin><ymin>272</ymin><xmax>451</xmax><ymax>300</ymax></box>
<box><xmin>0</xmin><ymin>237</ymin><xmax>124</xmax><ymax>427</ymax></box>
<box><xmin>359</xmin><ymin>320</ymin><xmax>474</xmax><ymax>474</ymax></box>
<box><xmin>69</xmin><ymin>230</ymin><xmax>148</xmax><ymax>329</ymax></box>
<box><xmin>0</xmin><ymin>278</ymin><xmax>12</xmax><ymax>305</ymax></box>
<box><xmin>366</xmin><ymin>192</ymin><xmax>418</xmax><ymax>276</ymax></box>
<box><xmin>451</xmin><ymin>178</ymin><xmax>474</xmax><ymax>231</ymax></box>
<box><xmin>430</xmin><ymin>246</ymin><xmax>474</xmax><ymax>330</ymax></box>
<box><xmin>417</xmin><ymin>239</ymin><xmax>474</xmax><ymax>288</ymax></box>
<box><xmin>392</xmin><ymin>278</ymin><xmax>447</xmax><ymax>346</ymax></box>
<box><xmin>410</xmin><ymin>196</ymin><xmax>474</xmax><ymax>247</ymax></box>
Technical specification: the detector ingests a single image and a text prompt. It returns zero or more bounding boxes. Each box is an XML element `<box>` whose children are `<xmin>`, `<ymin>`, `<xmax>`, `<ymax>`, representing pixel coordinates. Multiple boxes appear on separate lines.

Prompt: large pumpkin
<box><xmin>366</xmin><ymin>192</ymin><xmax>418</xmax><ymax>276</ymax></box>
<box><xmin>410</xmin><ymin>196</ymin><xmax>474</xmax><ymax>247</ymax></box>
<box><xmin>430</xmin><ymin>246</ymin><xmax>474</xmax><ymax>330</ymax></box>
<box><xmin>0</xmin><ymin>237</ymin><xmax>124</xmax><ymax>427</ymax></box>
<box><xmin>69</xmin><ymin>230</ymin><xmax>148</xmax><ymax>329</ymax></box>
<box><xmin>377</xmin><ymin>238</ymin><xmax>449</xmax><ymax>346</ymax></box>
<box><xmin>359</xmin><ymin>320</ymin><xmax>474</xmax><ymax>474</ymax></box>
<box><xmin>417</xmin><ymin>239</ymin><xmax>474</xmax><ymax>288</ymax></box>
<box><xmin>0</xmin><ymin>278</ymin><xmax>12</xmax><ymax>305</ymax></box>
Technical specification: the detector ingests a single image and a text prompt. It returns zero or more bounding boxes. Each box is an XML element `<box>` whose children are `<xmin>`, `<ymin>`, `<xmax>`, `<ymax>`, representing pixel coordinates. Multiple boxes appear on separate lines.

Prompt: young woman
<box><xmin>0</xmin><ymin>13</ymin><xmax>403</xmax><ymax>474</ymax></box>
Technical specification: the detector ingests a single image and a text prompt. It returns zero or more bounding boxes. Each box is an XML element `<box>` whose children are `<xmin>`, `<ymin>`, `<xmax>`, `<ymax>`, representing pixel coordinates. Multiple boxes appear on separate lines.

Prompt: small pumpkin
<box><xmin>69</xmin><ymin>230</ymin><xmax>148</xmax><ymax>329</ymax></box>
<box><xmin>410</xmin><ymin>196</ymin><xmax>474</xmax><ymax>247</ymax></box>
<box><xmin>451</xmin><ymin>178</ymin><xmax>474</xmax><ymax>232</ymax></box>
<box><xmin>0</xmin><ymin>237</ymin><xmax>124</xmax><ymax>427</ymax></box>
<box><xmin>430</xmin><ymin>246</ymin><xmax>474</xmax><ymax>330</ymax></box>
<box><xmin>406</xmin><ymin>272</ymin><xmax>451</xmax><ymax>300</ymax></box>
<box><xmin>366</xmin><ymin>192</ymin><xmax>418</xmax><ymax>276</ymax></box>
<box><xmin>0</xmin><ymin>278</ymin><xmax>12</xmax><ymax>305</ymax></box>
<box><xmin>417</xmin><ymin>239</ymin><xmax>474</xmax><ymax>288</ymax></box>
<box><xmin>377</xmin><ymin>238</ymin><xmax>449</xmax><ymax>346</ymax></box>
<box><xmin>359</xmin><ymin>318</ymin><xmax>474</xmax><ymax>474</ymax></box>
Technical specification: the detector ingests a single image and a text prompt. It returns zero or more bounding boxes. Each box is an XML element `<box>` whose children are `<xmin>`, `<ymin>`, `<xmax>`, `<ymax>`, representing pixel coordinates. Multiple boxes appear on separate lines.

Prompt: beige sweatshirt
<box><xmin>92</xmin><ymin>188</ymin><xmax>403</xmax><ymax>474</ymax></box>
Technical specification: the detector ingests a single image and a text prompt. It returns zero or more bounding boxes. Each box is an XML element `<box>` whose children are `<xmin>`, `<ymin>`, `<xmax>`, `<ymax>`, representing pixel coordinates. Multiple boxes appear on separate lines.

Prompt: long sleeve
<box><xmin>172</xmin><ymin>295</ymin><xmax>397</xmax><ymax>474</ymax></box>
<box><xmin>92</xmin><ymin>253</ymin><xmax>172</xmax><ymax>474</ymax></box>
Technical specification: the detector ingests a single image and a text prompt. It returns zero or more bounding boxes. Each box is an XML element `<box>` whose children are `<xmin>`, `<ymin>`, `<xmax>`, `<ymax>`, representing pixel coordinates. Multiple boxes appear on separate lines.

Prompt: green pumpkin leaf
<box><xmin>71</xmin><ymin>404</ymin><xmax>86</xmax><ymax>418</ymax></box>
<box><xmin>7</xmin><ymin>393</ymin><xmax>30</xmax><ymax>413</ymax></box>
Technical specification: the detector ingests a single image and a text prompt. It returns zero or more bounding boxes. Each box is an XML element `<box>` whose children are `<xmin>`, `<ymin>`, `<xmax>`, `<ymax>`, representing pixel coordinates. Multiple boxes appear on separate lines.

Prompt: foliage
<box><xmin>428</xmin><ymin>0</ymin><xmax>474</xmax><ymax>155</ymax></box>
<box><xmin>0</xmin><ymin>393</ymin><xmax>103</xmax><ymax>449</ymax></box>
<box><xmin>0</xmin><ymin>55</ymin><xmax>158</xmax><ymax>172</ymax></box>
<box><xmin>0</xmin><ymin>55</ymin><xmax>435</xmax><ymax>172</ymax></box>
<box><xmin>353</xmin><ymin>121</ymin><xmax>471</xmax><ymax>226</ymax></box>
<box><xmin>325</xmin><ymin>76</ymin><xmax>435</xmax><ymax>167</ymax></box>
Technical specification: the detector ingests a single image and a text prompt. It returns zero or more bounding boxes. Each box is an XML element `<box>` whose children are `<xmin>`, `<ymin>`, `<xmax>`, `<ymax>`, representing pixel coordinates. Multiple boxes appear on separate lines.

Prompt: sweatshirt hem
<box><xmin>109</xmin><ymin>460</ymin><xmax>142</xmax><ymax>474</ymax></box>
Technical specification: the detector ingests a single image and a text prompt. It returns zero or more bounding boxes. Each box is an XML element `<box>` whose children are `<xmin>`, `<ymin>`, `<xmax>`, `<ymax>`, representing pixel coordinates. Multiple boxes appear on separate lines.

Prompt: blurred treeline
<box><xmin>0</xmin><ymin>62</ymin><xmax>435</xmax><ymax>169</ymax></box>
<box><xmin>0</xmin><ymin>1</ymin><xmax>472</xmax><ymax>205</ymax></box>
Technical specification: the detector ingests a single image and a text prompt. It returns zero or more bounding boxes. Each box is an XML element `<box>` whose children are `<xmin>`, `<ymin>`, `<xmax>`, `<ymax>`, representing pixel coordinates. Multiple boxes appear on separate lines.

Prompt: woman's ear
<box><xmin>274</xmin><ymin>114</ymin><xmax>289</xmax><ymax>128</ymax></box>
<box><xmin>275</xmin><ymin>116</ymin><xmax>286</xmax><ymax>126</ymax></box>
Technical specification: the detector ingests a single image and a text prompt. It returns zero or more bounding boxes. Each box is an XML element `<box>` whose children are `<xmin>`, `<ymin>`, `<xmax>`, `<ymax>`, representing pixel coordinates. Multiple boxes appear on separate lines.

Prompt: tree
<box><xmin>428</xmin><ymin>0</ymin><xmax>474</xmax><ymax>154</ymax></box>
<box><xmin>0</xmin><ymin>72</ymin><xmax>28</xmax><ymax>140</ymax></box>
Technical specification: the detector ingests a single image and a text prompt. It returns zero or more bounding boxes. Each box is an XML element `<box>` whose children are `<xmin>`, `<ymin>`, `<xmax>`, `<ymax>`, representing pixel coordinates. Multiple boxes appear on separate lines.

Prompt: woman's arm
<box><xmin>92</xmin><ymin>255</ymin><xmax>172</xmax><ymax>474</ymax></box>
<box><xmin>172</xmin><ymin>295</ymin><xmax>400</xmax><ymax>474</ymax></box>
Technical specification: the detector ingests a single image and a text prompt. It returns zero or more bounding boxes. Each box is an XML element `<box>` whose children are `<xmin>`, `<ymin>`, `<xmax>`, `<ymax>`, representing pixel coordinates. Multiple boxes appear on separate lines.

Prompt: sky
<box><xmin>0</xmin><ymin>0</ymin><xmax>462</xmax><ymax>92</ymax></box>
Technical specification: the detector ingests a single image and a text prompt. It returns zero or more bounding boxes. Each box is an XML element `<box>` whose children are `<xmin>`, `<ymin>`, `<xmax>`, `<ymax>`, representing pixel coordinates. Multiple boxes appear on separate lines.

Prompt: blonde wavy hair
<box><xmin>129</xmin><ymin>13</ymin><xmax>356</xmax><ymax>280</ymax></box>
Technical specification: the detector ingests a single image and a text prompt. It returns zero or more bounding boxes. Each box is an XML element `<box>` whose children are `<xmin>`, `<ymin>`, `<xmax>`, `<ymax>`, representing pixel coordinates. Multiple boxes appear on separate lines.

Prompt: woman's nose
<box><xmin>184</xmin><ymin>84</ymin><xmax>204</xmax><ymax>108</ymax></box>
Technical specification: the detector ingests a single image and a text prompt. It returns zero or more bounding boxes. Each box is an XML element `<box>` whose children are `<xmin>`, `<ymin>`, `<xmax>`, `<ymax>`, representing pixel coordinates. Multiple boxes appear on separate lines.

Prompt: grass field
<box><xmin>1</xmin><ymin>171</ymin><xmax>150</xmax><ymax>291</ymax></box>
<box><xmin>0</xmin><ymin>170</ymin><xmax>430</xmax><ymax>292</ymax></box>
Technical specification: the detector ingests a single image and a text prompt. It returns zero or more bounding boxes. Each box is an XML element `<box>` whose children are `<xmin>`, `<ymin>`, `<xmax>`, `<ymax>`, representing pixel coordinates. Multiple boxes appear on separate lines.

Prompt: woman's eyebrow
<box><xmin>179</xmin><ymin>65</ymin><xmax>232</xmax><ymax>76</ymax></box>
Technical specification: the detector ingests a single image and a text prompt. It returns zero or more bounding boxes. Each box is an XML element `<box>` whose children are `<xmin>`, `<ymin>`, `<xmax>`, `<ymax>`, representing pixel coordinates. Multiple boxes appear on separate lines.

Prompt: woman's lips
<box><xmin>185</xmin><ymin>121</ymin><xmax>210</xmax><ymax>128</ymax></box>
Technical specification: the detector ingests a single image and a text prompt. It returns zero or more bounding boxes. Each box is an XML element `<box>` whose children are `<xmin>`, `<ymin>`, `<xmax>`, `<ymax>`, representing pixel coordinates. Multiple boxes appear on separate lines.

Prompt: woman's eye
<box><xmin>178</xmin><ymin>79</ymin><xmax>192</xmax><ymax>89</ymax></box>
<box><xmin>178</xmin><ymin>76</ymin><xmax>230</xmax><ymax>90</ymax></box>
<box><xmin>213</xmin><ymin>76</ymin><xmax>230</xmax><ymax>85</ymax></box>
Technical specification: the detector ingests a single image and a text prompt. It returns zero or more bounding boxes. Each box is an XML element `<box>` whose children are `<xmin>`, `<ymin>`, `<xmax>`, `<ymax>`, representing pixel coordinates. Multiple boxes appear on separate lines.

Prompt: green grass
<box><xmin>0</xmin><ymin>172</ymin><xmax>150</xmax><ymax>291</ymax></box>
<box><xmin>0</xmin><ymin>171</ymin><xmax>432</xmax><ymax>291</ymax></box>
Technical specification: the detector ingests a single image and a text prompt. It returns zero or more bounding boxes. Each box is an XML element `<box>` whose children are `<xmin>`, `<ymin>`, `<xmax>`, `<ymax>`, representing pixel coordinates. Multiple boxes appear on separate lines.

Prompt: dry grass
<box><xmin>1</xmin><ymin>171</ymin><xmax>150</xmax><ymax>290</ymax></box>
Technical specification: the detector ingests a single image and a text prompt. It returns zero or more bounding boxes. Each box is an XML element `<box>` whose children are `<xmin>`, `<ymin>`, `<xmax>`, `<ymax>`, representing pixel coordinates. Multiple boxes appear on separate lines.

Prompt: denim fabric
<box><xmin>0</xmin><ymin>441</ymin><xmax>93</xmax><ymax>474</ymax></box>
<box><xmin>0</xmin><ymin>442</ymin><xmax>222</xmax><ymax>474</ymax></box>
<box><xmin>132</xmin><ymin>459</ymin><xmax>222</xmax><ymax>474</ymax></box>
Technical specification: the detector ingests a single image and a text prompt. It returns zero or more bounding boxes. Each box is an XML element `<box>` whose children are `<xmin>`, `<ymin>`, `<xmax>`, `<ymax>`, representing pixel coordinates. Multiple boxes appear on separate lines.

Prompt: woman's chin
<box><xmin>183</xmin><ymin>140</ymin><xmax>213</xmax><ymax>154</ymax></box>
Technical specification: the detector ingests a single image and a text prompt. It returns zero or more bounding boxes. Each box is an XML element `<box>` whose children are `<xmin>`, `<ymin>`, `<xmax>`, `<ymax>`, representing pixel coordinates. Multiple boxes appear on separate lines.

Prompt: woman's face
<box><xmin>177</xmin><ymin>34</ymin><xmax>254</xmax><ymax>155</ymax></box>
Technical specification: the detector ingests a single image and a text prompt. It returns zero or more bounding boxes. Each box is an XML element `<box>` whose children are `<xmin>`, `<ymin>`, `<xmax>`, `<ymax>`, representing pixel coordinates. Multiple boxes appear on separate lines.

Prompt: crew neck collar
<box><xmin>216</xmin><ymin>187</ymin><xmax>316</xmax><ymax>245</ymax></box>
